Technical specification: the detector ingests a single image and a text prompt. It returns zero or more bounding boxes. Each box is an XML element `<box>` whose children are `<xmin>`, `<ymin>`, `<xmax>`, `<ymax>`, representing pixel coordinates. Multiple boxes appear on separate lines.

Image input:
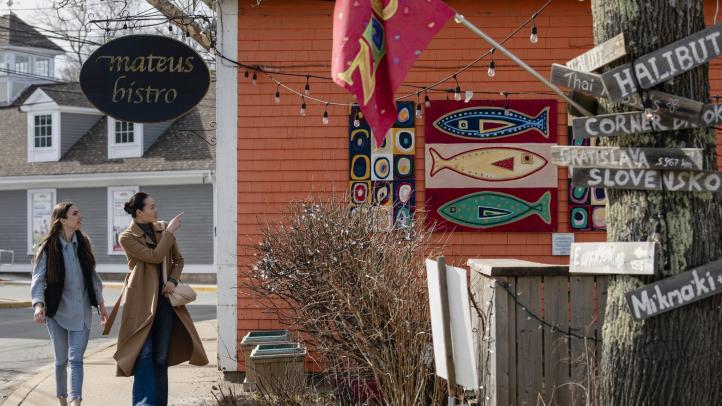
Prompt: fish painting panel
<box><xmin>426</xmin><ymin>188</ymin><xmax>557</xmax><ymax>232</ymax></box>
<box><xmin>424</xmin><ymin>143</ymin><xmax>557</xmax><ymax>188</ymax></box>
<box><xmin>425</xmin><ymin>100</ymin><xmax>558</xmax><ymax>144</ymax></box>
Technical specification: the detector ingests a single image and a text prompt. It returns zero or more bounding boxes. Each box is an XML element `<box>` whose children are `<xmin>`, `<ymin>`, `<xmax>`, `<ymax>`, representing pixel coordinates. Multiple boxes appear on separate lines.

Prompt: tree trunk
<box><xmin>591</xmin><ymin>1</ymin><xmax>722</xmax><ymax>405</ymax></box>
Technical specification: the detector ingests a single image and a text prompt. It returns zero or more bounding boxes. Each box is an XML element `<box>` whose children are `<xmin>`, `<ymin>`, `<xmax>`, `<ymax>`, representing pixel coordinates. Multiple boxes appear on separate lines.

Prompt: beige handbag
<box><xmin>159</xmin><ymin>221</ymin><xmax>197</xmax><ymax>307</ymax></box>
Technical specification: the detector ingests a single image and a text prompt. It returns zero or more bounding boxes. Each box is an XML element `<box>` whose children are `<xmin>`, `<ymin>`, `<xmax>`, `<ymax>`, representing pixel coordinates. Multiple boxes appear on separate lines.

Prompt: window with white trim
<box><xmin>33</xmin><ymin>114</ymin><xmax>52</xmax><ymax>148</ymax></box>
<box><xmin>14</xmin><ymin>55</ymin><xmax>29</xmax><ymax>74</ymax></box>
<box><xmin>107</xmin><ymin>117</ymin><xmax>143</xmax><ymax>159</ymax></box>
<box><xmin>115</xmin><ymin>121</ymin><xmax>135</xmax><ymax>143</ymax></box>
<box><xmin>35</xmin><ymin>58</ymin><xmax>49</xmax><ymax>77</ymax></box>
<box><xmin>0</xmin><ymin>54</ymin><xmax>7</xmax><ymax>76</ymax></box>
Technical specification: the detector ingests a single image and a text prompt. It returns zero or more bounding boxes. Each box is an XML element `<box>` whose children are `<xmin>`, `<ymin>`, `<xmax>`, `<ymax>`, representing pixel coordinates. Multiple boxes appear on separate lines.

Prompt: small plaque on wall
<box><xmin>552</xmin><ymin>233</ymin><xmax>575</xmax><ymax>256</ymax></box>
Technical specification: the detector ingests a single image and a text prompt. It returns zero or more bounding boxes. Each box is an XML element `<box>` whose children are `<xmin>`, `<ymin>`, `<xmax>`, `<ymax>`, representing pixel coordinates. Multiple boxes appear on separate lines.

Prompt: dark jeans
<box><xmin>132</xmin><ymin>296</ymin><xmax>174</xmax><ymax>406</ymax></box>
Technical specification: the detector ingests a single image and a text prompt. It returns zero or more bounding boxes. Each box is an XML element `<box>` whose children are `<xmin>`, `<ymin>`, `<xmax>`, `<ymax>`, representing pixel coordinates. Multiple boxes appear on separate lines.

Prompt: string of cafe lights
<box><xmin>215</xmin><ymin>0</ymin><xmax>556</xmax><ymax>125</ymax></box>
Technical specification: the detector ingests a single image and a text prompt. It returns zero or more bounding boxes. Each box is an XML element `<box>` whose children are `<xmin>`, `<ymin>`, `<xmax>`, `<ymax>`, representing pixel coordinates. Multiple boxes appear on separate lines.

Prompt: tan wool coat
<box><xmin>103</xmin><ymin>221</ymin><xmax>208</xmax><ymax>377</ymax></box>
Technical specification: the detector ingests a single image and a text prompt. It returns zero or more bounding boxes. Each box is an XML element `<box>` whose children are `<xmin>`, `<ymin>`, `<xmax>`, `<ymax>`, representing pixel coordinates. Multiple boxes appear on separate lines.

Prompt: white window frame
<box><xmin>27</xmin><ymin>111</ymin><xmax>61</xmax><ymax>162</ymax></box>
<box><xmin>14</xmin><ymin>54</ymin><xmax>29</xmax><ymax>74</ymax></box>
<box><xmin>107</xmin><ymin>117</ymin><xmax>143</xmax><ymax>159</ymax></box>
<box><xmin>0</xmin><ymin>53</ymin><xmax>7</xmax><ymax>76</ymax></box>
<box><xmin>34</xmin><ymin>58</ymin><xmax>49</xmax><ymax>77</ymax></box>
<box><xmin>107</xmin><ymin>186</ymin><xmax>139</xmax><ymax>255</ymax></box>
<box><xmin>27</xmin><ymin>189</ymin><xmax>57</xmax><ymax>255</ymax></box>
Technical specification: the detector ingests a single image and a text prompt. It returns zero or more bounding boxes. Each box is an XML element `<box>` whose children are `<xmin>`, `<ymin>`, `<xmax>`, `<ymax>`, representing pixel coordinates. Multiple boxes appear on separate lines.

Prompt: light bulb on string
<box><xmin>453</xmin><ymin>75</ymin><xmax>462</xmax><ymax>101</ymax></box>
<box><xmin>274</xmin><ymin>85</ymin><xmax>281</xmax><ymax>103</ymax></box>
<box><xmin>304</xmin><ymin>76</ymin><xmax>310</xmax><ymax>96</ymax></box>
<box><xmin>300</xmin><ymin>97</ymin><xmax>306</xmax><ymax>116</ymax></box>
<box><xmin>502</xmin><ymin>92</ymin><xmax>510</xmax><ymax>115</ymax></box>
<box><xmin>252</xmin><ymin>71</ymin><xmax>257</xmax><ymax>85</ymax></box>
<box><xmin>415</xmin><ymin>97</ymin><xmax>423</xmax><ymax>119</ymax></box>
<box><xmin>642</xmin><ymin>94</ymin><xmax>656</xmax><ymax>122</ymax></box>
<box><xmin>244</xmin><ymin>70</ymin><xmax>249</xmax><ymax>78</ymax></box>
<box><xmin>353</xmin><ymin>111</ymin><xmax>361</xmax><ymax>128</ymax></box>
<box><xmin>530</xmin><ymin>15</ymin><xmax>539</xmax><ymax>44</ymax></box>
<box><xmin>168</xmin><ymin>23</ymin><xmax>173</xmax><ymax>32</ymax></box>
<box><xmin>487</xmin><ymin>49</ymin><xmax>496</xmax><ymax>77</ymax></box>
<box><xmin>322</xmin><ymin>103</ymin><xmax>329</xmax><ymax>125</ymax></box>
<box><xmin>464</xmin><ymin>90</ymin><xmax>474</xmax><ymax>103</ymax></box>
<box><xmin>424</xmin><ymin>92</ymin><xmax>431</xmax><ymax>108</ymax></box>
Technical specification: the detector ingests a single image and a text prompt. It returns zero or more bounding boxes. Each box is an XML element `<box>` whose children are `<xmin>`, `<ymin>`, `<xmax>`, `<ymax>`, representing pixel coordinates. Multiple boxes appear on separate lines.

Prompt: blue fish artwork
<box><xmin>433</xmin><ymin>106</ymin><xmax>550</xmax><ymax>140</ymax></box>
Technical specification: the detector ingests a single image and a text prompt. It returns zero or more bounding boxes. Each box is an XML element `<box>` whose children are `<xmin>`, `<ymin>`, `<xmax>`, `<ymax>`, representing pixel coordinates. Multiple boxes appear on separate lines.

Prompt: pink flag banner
<box><xmin>332</xmin><ymin>0</ymin><xmax>455</xmax><ymax>145</ymax></box>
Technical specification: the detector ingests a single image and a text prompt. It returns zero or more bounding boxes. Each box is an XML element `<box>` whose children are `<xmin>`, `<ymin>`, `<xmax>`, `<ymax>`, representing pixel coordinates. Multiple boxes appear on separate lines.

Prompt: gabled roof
<box><xmin>0</xmin><ymin>82</ymin><xmax>215</xmax><ymax>177</ymax></box>
<box><xmin>0</xmin><ymin>14</ymin><xmax>64</xmax><ymax>53</ymax></box>
<box><xmin>22</xmin><ymin>82</ymin><xmax>95</xmax><ymax>109</ymax></box>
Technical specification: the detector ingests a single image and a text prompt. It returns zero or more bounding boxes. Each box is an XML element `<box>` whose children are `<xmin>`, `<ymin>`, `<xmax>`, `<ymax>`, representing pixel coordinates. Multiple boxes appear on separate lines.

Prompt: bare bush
<box><xmin>243</xmin><ymin>197</ymin><xmax>446</xmax><ymax>405</ymax></box>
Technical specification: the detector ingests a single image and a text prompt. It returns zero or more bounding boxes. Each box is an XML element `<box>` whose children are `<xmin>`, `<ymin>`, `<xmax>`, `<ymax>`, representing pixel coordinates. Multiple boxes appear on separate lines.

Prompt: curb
<box><xmin>0</xmin><ymin>300</ymin><xmax>31</xmax><ymax>309</ymax></box>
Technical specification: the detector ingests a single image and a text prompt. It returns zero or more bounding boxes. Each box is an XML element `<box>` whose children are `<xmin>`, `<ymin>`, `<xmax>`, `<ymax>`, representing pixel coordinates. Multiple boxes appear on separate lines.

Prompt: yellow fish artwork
<box><xmin>429</xmin><ymin>146</ymin><xmax>548</xmax><ymax>181</ymax></box>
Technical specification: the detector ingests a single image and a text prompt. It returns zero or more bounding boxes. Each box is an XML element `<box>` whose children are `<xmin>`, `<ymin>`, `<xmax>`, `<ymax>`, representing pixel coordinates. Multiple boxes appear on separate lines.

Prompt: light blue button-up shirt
<box><xmin>30</xmin><ymin>234</ymin><xmax>104</xmax><ymax>332</ymax></box>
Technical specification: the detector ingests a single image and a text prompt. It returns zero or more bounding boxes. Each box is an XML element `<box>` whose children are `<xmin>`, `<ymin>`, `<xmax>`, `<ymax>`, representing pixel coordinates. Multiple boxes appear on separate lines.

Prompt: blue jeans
<box><xmin>132</xmin><ymin>296</ymin><xmax>174</xmax><ymax>406</ymax></box>
<box><xmin>46</xmin><ymin>317</ymin><xmax>90</xmax><ymax>400</ymax></box>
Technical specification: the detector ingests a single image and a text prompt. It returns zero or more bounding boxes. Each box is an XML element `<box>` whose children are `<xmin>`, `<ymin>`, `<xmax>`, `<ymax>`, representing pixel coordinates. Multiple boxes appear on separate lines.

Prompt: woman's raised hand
<box><xmin>33</xmin><ymin>303</ymin><xmax>46</xmax><ymax>324</ymax></box>
<box><xmin>166</xmin><ymin>212</ymin><xmax>185</xmax><ymax>234</ymax></box>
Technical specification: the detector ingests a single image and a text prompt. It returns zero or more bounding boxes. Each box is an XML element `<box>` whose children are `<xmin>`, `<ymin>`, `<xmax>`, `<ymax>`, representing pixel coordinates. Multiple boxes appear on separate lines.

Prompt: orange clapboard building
<box><xmin>213</xmin><ymin>0</ymin><xmax>722</xmax><ymax>373</ymax></box>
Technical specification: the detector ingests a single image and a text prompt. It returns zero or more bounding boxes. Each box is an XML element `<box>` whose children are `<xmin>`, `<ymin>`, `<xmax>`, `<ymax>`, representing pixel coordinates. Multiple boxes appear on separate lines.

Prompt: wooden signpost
<box><xmin>551</xmin><ymin>146</ymin><xmax>704</xmax><ymax>171</ymax></box>
<box><xmin>625</xmin><ymin>258</ymin><xmax>722</xmax><ymax>320</ymax></box>
<box><xmin>572</xmin><ymin>168</ymin><xmax>722</xmax><ymax>192</ymax></box>
<box><xmin>551</xmin><ymin>64</ymin><xmax>608</xmax><ymax>98</ymax></box>
<box><xmin>571</xmin><ymin>103</ymin><xmax>722</xmax><ymax>139</ymax></box>
<box><xmin>602</xmin><ymin>22</ymin><xmax>722</xmax><ymax>100</ymax></box>
<box><xmin>620</xmin><ymin>90</ymin><xmax>704</xmax><ymax>123</ymax></box>
<box><xmin>566</xmin><ymin>33</ymin><xmax>627</xmax><ymax>72</ymax></box>
<box><xmin>570</xmin><ymin>242</ymin><xmax>655</xmax><ymax>275</ymax></box>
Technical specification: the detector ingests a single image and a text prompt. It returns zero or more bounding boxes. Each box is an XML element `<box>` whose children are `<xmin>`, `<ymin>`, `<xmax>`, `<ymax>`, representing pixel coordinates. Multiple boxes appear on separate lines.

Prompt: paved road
<box><xmin>0</xmin><ymin>284</ymin><xmax>217</xmax><ymax>403</ymax></box>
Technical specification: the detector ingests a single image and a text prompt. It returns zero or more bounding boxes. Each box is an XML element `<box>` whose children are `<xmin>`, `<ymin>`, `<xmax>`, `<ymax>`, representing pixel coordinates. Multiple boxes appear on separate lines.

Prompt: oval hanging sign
<box><xmin>79</xmin><ymin>35</ymin><xmax>210</xmax><ymax>123</ymax></box>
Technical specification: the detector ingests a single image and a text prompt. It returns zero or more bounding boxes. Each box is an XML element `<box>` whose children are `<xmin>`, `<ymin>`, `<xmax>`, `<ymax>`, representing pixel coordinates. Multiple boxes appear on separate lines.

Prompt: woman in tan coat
<box><xmin>103</xmin><ymin>192</ymin><xmax>208</xmax><ymax>406</ymax></box>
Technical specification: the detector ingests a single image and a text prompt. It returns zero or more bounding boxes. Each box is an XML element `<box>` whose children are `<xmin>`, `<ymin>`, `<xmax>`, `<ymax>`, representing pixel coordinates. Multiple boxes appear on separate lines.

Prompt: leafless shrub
<box><xmin>243</xmin><ymin>197</ymin><xmax>446</xmax><ymax>405</ymax></box>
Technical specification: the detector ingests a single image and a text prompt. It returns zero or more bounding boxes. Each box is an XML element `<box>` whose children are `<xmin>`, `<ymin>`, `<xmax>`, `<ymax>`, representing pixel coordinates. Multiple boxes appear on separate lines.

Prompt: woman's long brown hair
<box><xmin>34</xmin><ymin>202</ymin><xmax>96</xmax><ymax>283</ymax></box>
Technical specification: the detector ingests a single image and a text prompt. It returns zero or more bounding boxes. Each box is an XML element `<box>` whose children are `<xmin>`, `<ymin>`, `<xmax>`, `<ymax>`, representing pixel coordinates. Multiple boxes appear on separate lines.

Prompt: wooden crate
<box><xmin>250</xmin><ymin>343</ymin><xmax>307</xmax><ymax>395</ymax></box>
<box><xmin>240</xmin><ymin>330</ymin><xmax>292</xmax><ymax>390</ymax></box>
<box><xmin>468</xmin><ymin>259</ymin><xmax>607</xmax><ymax>406</ymax></box>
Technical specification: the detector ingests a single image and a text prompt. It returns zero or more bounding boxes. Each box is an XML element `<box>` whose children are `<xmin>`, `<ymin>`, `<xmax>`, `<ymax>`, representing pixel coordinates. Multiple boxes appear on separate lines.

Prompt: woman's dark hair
<box><xmin>35</xmin><ymin>202</ymin><xmax>96</xmax><ymax>282</ymax></box>
<box><xmin>124</xmin><ymin>192</ymin><xmax>150</xmax><ymax>218</ymax></box>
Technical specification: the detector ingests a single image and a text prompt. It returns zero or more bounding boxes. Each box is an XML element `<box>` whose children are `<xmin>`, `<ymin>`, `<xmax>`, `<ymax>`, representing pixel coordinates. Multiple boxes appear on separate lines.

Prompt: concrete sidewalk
<box><xmin>2</xmin><ymin>319</ymin><xmax>221</xmax><ymax>406</ymax></box>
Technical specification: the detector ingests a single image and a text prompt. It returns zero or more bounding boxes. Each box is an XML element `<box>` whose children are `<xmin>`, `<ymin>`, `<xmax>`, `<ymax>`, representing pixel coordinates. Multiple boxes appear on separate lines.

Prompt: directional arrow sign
<box><xmin>551</xmin><ymin>146</ymin><xmax>704</xmax><ymax>171</ymax></box>
<box><xmin>570</xmin><ymin>242</ymin><xmax>655</xmax><ymax>275</ymax></box>
<box><xmin>602</xmin><ymin>22</ymin><xmax>722</xmax><ymax>100</ymax></box>
<box><xmin>550</xmin><ymin>64</ymin><xmax>608</xmax><ymax>98</ymax></box>
<box><xmin>566</xmin><ymin>33</ymin><xmax>627</xmax><ymax>72</ymax></box>
<box><xmin>626</xmin><ymin>258</ymin><xmax>722</xmax><ymax>320</ymax></box>
<box><xmin>571</xmin><ymin>103</ymin><xmax>722</xmax><ymax>139</ymax></box>
<box><xmin>572</xmin><ymin>168</ymin><xmax>722</xmax><ymax>192</ymax></box>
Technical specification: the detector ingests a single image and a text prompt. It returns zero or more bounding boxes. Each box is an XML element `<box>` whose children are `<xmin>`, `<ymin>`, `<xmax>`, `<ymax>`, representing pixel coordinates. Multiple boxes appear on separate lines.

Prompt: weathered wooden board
<box><xmin>551</xmin><ymin>64</ymin><xmax>608</xmax><ymax>97</ymax></box>
<box><xmin>515</xmin><ymin>277</ymin><xmax>543</xmax><ymax>406</ymax></box>
<box><xmin>571</xmin><ymin>103</ymin><xmax>722</xmax><ymax>138</ymax></box>
<box><xmin>602</xmin><ymin>22</ymin><xmax>722</xmax><ymax>100</ymax></box>
<box><xmin>551</xmin><ymin>146</ymin><xmax>704</xmax><ymax>171</ymax></box>
<box><xmin>621</xmin><ymin>90</ymin><xmax>704</xmax><ymax>123</ymax></box>
<box><xmin>541</xmin><ymin>276</ymin><xmax>571</xmax><ymax>405</ymax></box>
<box><xmin>566</xmin><ymin>33</ymin><xmax>627</xmax><ymax>72</ymax></box>
<box><xmin>625</xmin><ymin>258</ymin><xmax>722</xmax><ymax>320</ymax></box>
<box><xmin>468</xmin><ymin>258</ymin><xmax>569</xmax><ymax>276</ymax></box>
<box><xmin>570</xmin><ymin>242</ymin><xmax>656</xmax><ymax>275</ymax></box>
<box><xmin>569</xmin><ymin>275</ymin><xmax>596</xmax><ymax>405</ymax></box>
<box><xmin>572</xmin><ymin>168</ymin><xmax>722</xmax><ymax>192</ymax></box>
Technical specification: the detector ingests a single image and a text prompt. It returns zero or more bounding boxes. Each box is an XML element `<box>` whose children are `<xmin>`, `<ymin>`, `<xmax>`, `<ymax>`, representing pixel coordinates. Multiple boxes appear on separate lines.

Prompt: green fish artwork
<box><xmin>438</xmin><ymin>191</ymin><xmax>552</xmax><ymax>228</ymax></box>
